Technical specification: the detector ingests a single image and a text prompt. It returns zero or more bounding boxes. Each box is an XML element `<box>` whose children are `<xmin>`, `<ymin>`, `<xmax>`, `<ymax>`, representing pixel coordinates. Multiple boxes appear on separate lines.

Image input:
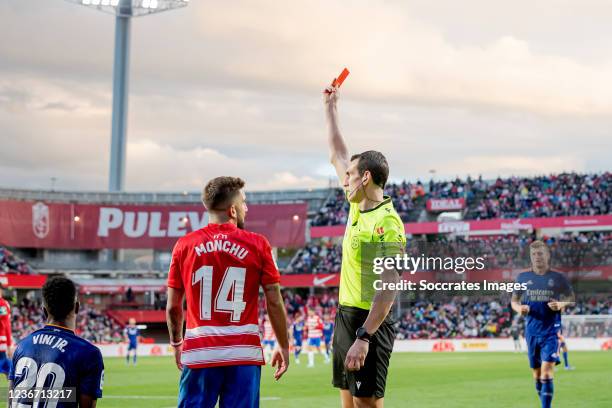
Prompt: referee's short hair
<box><xmin>42</xmin><ymin>277</ymin><xmax>77</xmax><ymax>321</ymax></box>
<box><xmin>350</xmin><ymin>150</ymin><xmax>389</xmax><ymax>188</ymax></box>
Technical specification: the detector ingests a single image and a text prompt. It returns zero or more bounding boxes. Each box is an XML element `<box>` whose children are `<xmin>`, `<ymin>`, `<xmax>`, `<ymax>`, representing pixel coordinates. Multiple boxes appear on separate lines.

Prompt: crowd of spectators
<box><xmin>264</xmin><ymin>291</ymin><xmax>610</xmax><ymax>340</ymax></box>
<box><xmin>286</xmin><ymin>240</ymin><xmax>341</xmax><ymax>274</ymax></box>
<box><xmin>287</xmin><ymin>232</ymin><xmax>612</xmax><ymax>274</ymax></box>
<box><xmin>396</xmin><ymin>297</ymin><xmax>513</xmax><ymax>339</ymax></box>
<box><xmin>310</xmin><ymin>172</ymin><xmax>611</xmax><ymax>226</ymax></box>
<box><xmin>311</xmin><ymin>180</ymin><xmax>426</xmax><ymax>226</ymax></box>
<box><xmin>0</xmin><ymin>247</ymin><xmax>33</xmax><ymax>274</ymax></box>
<box><xmin>11</xmin><ymin>298</ymin><xmax>123</xmax><ymax>343</ymax></box>
<box><xmin>7</xmin><ymin>288</ymin><xmax>610</xmax><ymax>344</ymax></box>
<box><xmin>469</xmin><ymin>173</ymin><xmax>611</xmax><ymax>220</ymax></box>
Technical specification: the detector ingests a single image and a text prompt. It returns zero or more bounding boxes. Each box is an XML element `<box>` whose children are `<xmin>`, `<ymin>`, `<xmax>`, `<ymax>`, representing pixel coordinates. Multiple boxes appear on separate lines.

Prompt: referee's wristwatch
<box><xmin>356</xmin><ymin>327</ymin><xmax>372</xmax><ymax>343</ymax></box>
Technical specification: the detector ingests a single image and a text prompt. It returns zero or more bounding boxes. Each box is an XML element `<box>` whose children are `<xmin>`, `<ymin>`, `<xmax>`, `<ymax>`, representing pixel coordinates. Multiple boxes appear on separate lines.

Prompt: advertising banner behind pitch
<box><xmin>0</xmin><ymin>200</ymin><xmax>307</xmax><ymax>249</ymax></box>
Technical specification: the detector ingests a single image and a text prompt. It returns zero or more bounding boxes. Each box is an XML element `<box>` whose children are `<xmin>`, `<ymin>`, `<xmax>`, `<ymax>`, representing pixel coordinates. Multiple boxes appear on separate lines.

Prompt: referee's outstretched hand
<box><xmin>345</xmin><ymin>339</ymin><xmax>369</xmax><ymax>371</ymax></box>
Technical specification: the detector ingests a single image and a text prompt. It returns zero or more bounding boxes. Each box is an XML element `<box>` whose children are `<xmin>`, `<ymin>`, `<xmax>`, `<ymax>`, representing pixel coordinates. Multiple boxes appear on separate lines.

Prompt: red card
<box><xmin>332</xmin><ymin>68</ymin><xmax>350</xmax><ymax>88</ymax></box>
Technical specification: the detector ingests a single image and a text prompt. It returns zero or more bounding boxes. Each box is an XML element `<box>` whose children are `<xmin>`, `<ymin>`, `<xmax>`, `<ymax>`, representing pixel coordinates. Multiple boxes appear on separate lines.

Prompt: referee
<box><xmin>324</xmin><ymin>85</ymin><xmax>406</xmax><ymax>408</ymax></box>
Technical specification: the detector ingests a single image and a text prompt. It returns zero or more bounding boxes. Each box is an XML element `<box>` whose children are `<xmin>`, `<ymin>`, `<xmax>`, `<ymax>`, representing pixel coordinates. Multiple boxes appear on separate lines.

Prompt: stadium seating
<box><xmin>287</xmin><ymin>232</ymin><xmax>612</xmax><ymax>274</ymax></box>
<box><xmin>12</xmin><ymin>299</ymin><xmax>123</xmax><ymax>343</ymax></box>
<box><xmin>0</xmin><ymin>247</ymin><xmax>33</xmax><ymax>274</ymax></box>
<box><xmin>311</xmin><ymin>172</ymin><xmax>611</xmax><ymax>225</ymax></box>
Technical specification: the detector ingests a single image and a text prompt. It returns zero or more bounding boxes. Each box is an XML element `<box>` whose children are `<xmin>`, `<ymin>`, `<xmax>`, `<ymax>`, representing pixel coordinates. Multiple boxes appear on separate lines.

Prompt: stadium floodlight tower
<box><xmin>65</xmin><ymin>0</ymin><xmax>189</xmax><ymax>191</ymax></box>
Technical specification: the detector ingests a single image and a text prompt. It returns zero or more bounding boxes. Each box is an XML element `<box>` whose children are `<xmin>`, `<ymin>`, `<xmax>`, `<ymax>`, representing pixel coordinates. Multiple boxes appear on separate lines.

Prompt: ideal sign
<box><xmin>426</xmin><ymin>198</ymin><xmax>466</xmax><ymax>212</ymax></box>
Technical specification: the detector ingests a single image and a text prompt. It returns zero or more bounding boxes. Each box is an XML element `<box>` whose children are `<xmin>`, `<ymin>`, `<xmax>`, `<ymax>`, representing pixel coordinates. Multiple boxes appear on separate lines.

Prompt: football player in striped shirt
<box><xmin>306</xmin><ymin>308</ymin><xmax>327</xmax><ymax>367</ymax></box>
<box><xmin>0</xmin><ymin>284</ymin><xmax>13</xmax><ymax>379</ymax></box>
<box><xmin>261</xmin><ymin>315</ymin><xmax>276</xmax><ymax>363</ymax></box>
<box><xmin>166</xmin><ymin>176</ymin><xmax>290</xmax><ymax>408</ymax></box>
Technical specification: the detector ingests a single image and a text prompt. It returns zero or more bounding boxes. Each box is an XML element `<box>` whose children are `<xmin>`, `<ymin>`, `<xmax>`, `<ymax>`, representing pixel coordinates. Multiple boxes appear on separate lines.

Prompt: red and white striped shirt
<box><xmin>263</xmin><ymin>320</ymin><xmax>275</xmax><ymax>341</ymax></box>
<box><xmin>306</xmin><ymin>315</ymin><xmax>323</xmax><ymax>339</ymax></box>
<box><xmin>167</xmin><ymin>222</ymin><xmax>280</xmax><ymax>368</ymax></box>
<box><xmin>0</xmin><ymin>298</ymin><xmax>11</xmax><ymax>352</ymax></box>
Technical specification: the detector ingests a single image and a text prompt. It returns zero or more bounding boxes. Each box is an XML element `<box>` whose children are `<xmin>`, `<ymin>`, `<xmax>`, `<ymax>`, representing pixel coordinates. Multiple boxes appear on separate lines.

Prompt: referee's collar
<box><xmin>359</xmin><ymin>196</ymin><xmax>392</xmax><ymax>214</ymax></box>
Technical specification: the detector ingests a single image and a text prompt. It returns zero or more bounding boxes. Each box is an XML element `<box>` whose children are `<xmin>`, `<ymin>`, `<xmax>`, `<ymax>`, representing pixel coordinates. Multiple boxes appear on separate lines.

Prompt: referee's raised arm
<box><xmin>324</xmin><ymin>86</ymin><xmax>349</xmax><ymax>184</ymax></box>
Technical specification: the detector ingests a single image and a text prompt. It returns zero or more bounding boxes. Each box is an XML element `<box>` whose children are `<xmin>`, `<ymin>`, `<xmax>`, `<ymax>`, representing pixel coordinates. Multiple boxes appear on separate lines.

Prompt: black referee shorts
<box><xmin>332</xmin><ymin>305</ymin><xmax>396</xmax><ymax>398</ymax></box>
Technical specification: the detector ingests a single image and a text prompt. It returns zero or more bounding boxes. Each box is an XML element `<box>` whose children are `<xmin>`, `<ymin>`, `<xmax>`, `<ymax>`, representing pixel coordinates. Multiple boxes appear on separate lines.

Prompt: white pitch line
<box><xmin>105</xmin><ymin>395</ymin><xmax>281</xmax><ymax>401</ymax></box>
<box><xmin>105</xmin><ymin>396</ymin><xmax>176</xmax><ymax>399</ymax></box>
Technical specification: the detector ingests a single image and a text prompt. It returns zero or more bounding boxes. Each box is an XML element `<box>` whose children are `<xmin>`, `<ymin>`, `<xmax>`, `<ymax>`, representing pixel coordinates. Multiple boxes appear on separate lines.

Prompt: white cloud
<box><xmin>125</xmin><ymin>140</ymin><xmax>327</xmax><ymax>191</ymax></box>
<box><xmin>0</xmin><ymin>0</ymin><xmax>610</xmax><ymax>192</ymax></box>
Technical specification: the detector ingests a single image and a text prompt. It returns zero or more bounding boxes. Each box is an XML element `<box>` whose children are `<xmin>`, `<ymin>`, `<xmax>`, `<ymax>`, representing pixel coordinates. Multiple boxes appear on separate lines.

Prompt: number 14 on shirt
<box><xmin>192</xmin><ymin>265</ymin><xmax>247</xmax><ymax>322</ymax></box>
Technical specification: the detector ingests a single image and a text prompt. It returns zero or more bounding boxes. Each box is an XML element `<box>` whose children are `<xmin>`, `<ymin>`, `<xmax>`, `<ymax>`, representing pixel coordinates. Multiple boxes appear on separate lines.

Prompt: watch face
<box><xmin>356</xmin><ymin>327</ymin><xmax>368</xmax><ymax>338</ymax></box>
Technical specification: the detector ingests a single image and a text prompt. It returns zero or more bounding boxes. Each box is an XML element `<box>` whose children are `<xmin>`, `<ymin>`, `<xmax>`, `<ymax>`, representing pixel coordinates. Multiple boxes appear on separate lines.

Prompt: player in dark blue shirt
<box><xmin>292</xmin><ymin>311</ymin><xmax>305</xmax><ymax>364</ymax></box>
<box><xmin>322</xmin><ymin>314</ymin><xmax>334</xmax><ymax>364</ymax></box>
<box><xmin>9</xmin><ymin>277</ymin><xmax>104</xmax><ymax>408</ymax></box>
<box><xmin>124</xmin><ymin>318</ymin><xmax>140</xmax><ymax>365</ymax></box>
<box><xmin>511</xmin><ymin>241</ymin><xmax>574</xmax><ymax>408</ymax></box>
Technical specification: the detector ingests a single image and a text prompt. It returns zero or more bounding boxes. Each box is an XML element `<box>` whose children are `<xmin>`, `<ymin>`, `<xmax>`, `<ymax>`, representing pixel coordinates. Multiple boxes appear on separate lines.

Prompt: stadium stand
<box><xmin>11</xmin><ymin>298</ymin><xmax>123</xmax><ymax>343</ymax></box>
<box><xmin>287</xmin><ymin>232</ymin><xmax>612</xmax><ymax>274</ymax></box>
<box><xmin>311</xmin><ymin>172</ymin><xmax>611</xmax><ymax>226</ymax></box>
<box><xmin>0</xmin><ymin>247</ymin><xmax>34</xmax><ymax>274</ymax></box>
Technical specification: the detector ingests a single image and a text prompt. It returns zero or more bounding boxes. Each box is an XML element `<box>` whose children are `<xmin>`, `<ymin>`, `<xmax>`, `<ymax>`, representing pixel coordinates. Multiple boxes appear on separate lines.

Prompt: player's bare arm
<box><xmin>166</xmin><ymin>286</ymin><xmax>185</xmax><ymax>371</ymax></box>
<box><xmin>511</xmin><ymin>293</ymin><xmax>529</xmax><ymax>316</ymax></box>
<box><xmin>264</xmin><ymin>283</ymin><xmax>290</xmax><ymax>380</ymax></box>
<box><xmin>548</xmin><ymin>292</ymin><xmax>576</xmax><ymax>312</ymax></box>
<box><xmin>324</xmin><ymin>86</ymin><xmax>350</xmax><ymax>183</ymax></box>
<box><xmin>344</xmin><ymin>265</ymin><xmax>399</xmax><ymax>372</ymax></box>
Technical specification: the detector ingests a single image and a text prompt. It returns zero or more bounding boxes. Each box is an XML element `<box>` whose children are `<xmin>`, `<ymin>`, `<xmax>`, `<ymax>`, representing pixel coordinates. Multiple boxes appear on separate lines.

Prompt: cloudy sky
<box><xmin>1</xmin><ymin>0</ymin><xmax>611</xmax><ymax>192</ymax></box>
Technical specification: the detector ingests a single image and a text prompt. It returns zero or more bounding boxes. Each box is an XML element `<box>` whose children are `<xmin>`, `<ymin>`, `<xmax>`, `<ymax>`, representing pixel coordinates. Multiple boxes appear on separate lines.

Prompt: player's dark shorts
<box><xmin>526</xmin><ymin>333</ymin><xmax>560</xmax><ymax>369</ymax></box>
<box><xmin>0</xmin><ymin>352</ymin><xmax>11</xmax><ymax>375</ymax></box>
<box><xmin>128</xmin><ymin>342</ymin><xmax>138</xmax><ymax>351</ymax></box>
<box><xmin>178</xmin><ymin>365</ymin><xmax>261</xmax><ymax>408</ymax></box>
<box><xmin>332</xmin><ymin>305</ymin><xmax>395</xmax><ymax>398</ymax></box>
<box><xmin>294</xmin><ymin>337</ymin><xmax>303</xmax><ymax>347</ymax></box>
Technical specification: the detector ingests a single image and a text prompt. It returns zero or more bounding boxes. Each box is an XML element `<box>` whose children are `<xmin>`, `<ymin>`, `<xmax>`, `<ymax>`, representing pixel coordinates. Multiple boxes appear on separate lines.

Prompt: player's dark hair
<box><xmin>42</xmin><ymin>277</ymin><xmax>77</xmax><ymax>321</ymax></box>
<box><xmin>202</xmin><ymin>176</ymin><xmax>245</xmax><ymax>211</ymax></box>
<box><xmin>350</xmin><ymin>150</ymin><xmax>389</xmax><ymax>188</ymax></box>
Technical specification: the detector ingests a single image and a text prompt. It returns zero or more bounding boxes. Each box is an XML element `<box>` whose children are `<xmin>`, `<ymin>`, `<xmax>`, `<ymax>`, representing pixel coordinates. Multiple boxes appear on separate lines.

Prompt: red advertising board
<box><xmin>426</xmin><ymin>198</ymin><xmax>466</xmax><ymax>212</ymax></box>
<box><xmin>0</xmin><ymin>200</ymin><xmax>306</xmax><ymax>249</ymax></box>
<box><xmin>0</xmin><ymin>274</ymin><xmax>47</xmax><ymax>289</ymax></box>
<box><xmin>311</xmin><ymin>215</ymin><xmax>612</xmax><ymax>238</ymax></box>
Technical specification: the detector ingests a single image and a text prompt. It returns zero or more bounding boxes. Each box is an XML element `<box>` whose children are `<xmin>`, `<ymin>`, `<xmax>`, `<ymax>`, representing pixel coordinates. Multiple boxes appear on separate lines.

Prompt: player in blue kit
<box><xmin>322</xmin><ymin>314</ymin><xmax>334</xmax><ymax>363</ymax></box>
<box><xmin>511</xmin><ymin>240</ymin><xmax>574</xmax><ymax>408</ymax></box>
<box><xmin>124</xmin><ymin>318</ymin><xmax>140</xmax><ymax>365</ymax></box>
<box><xmin>292</xmin><ymin>311</ymin><xmax>305</xmax><ymax>364</ymax></box>
<box><xmin>557</xmin><ymin>331</ymin><xmax>574</xmax><ymax>370</ymax></box>
<box><xmin>9</xmin><ymin>277</ymin><xmax>104</xmax><ymax>408</ymax></box>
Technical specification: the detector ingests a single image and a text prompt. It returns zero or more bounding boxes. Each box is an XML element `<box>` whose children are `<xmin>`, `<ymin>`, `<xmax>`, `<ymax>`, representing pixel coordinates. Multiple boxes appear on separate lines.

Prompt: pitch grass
<box><xmin>2</xmin><ymin>352</ymin><xmax>610</xmax><ymax>407</ymax></box>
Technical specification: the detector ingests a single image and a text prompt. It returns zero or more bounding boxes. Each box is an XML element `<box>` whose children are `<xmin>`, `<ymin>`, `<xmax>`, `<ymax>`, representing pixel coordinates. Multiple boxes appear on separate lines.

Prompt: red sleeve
<box><xmin>259</xmin><ymin>236</ymin><xmax>280</xmax><ymax>286</ymax></box>
<box><xmin>4</xmin><ymin>303</ymin><xmax>11</xmax><ymax>347</ymax></box>
<box><xmin>167</xmin><ymin>241</ymin><xmax>184</xmax><ymax>289</ymax></box>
